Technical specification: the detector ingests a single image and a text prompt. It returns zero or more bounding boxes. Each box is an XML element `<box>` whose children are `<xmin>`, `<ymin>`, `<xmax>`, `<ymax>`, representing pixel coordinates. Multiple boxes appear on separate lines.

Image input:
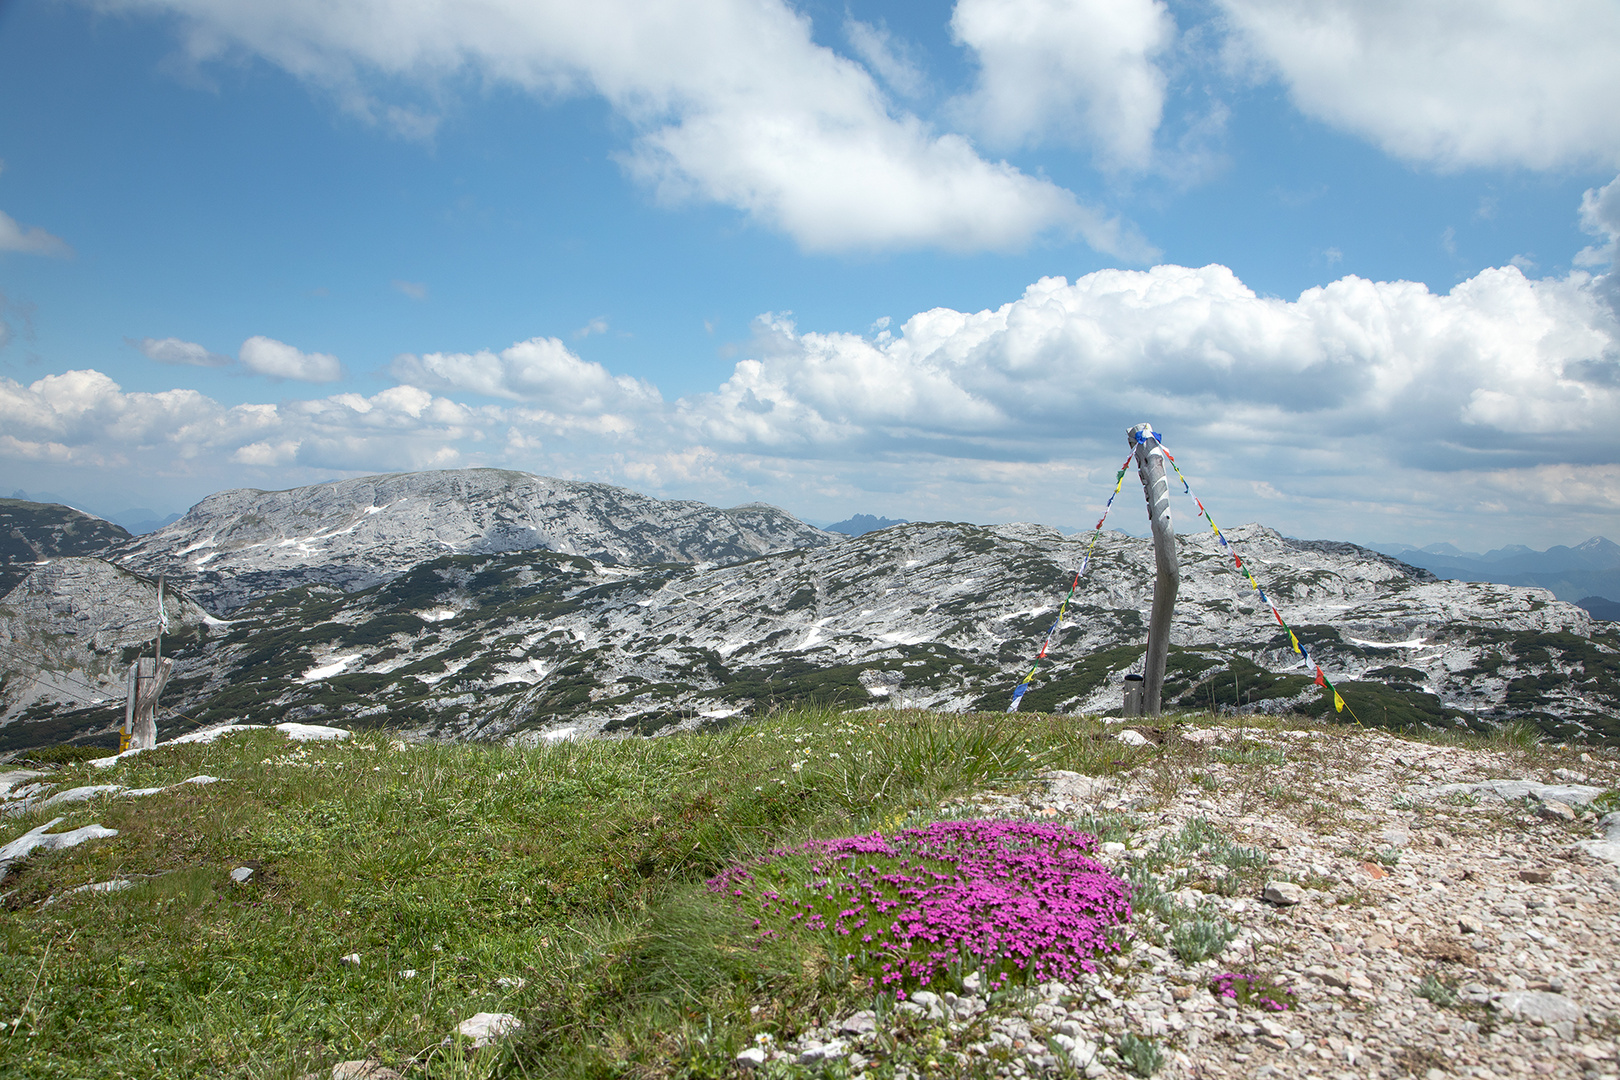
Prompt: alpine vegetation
<box><xmin>710</xmin><ymin>819</ymin><xmax>1133</xmax><ymax>994</ymax></box>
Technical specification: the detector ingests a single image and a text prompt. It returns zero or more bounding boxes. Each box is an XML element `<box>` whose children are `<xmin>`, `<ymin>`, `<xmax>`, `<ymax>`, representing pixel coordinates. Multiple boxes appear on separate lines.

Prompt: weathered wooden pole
<box><xmin>1128</xmin><ymin>423</ymin><xmax>1179</xmax><ymax>716</ymax></box>
<box><xmin>120</xmin><ymin>575</ymin><xmax>173</xmax><ymax>752</ymax></box>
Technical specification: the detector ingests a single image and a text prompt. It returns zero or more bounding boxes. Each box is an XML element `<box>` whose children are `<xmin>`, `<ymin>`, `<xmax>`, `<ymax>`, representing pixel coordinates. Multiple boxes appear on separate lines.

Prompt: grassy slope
<box><xmin>0</xmin><ymin>709</ymin><xmax>1146</xmax><ymax>1079</ymax></box>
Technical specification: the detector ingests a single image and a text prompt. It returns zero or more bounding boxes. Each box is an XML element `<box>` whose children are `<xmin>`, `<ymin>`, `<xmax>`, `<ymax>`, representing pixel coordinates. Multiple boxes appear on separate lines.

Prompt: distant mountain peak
<box><xmin>826</xmin><ymin>514</ymin><xmax>909</xmax><ymax>537</ymax></box>
<box><xmin>113</xmin><ymin>468</ymin><xmax>837</xmax><ymax>614</ymax></box>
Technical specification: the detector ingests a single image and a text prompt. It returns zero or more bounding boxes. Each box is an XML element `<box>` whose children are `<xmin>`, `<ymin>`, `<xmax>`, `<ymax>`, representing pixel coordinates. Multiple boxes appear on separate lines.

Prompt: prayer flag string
<box><xmin>1145</xmin><ymin>434</ymin><xmax>1363</xmax><ymax>725</ymax></box>
<box><xmin>1008</xmin><ymin>452</ymin><xmax>1136</xmax><ymax>712</ymax></box>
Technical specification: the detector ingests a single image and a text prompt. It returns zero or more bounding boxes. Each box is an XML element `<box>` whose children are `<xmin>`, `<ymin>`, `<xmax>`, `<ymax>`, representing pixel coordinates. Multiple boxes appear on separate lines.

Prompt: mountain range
<box><xmin>824</xmin><ymin>514</ymin><xmax>909</xmax><ymax>537</ymax></box>
<box><xmin>2</xmin><ymin>470</ymin><xmax>1618</xmax><ymax>752</ymax></box>
<box><xmin>1370</xmin><ymin>537</ymin><xmax>1620</xmax><ymax>615</ymax></box>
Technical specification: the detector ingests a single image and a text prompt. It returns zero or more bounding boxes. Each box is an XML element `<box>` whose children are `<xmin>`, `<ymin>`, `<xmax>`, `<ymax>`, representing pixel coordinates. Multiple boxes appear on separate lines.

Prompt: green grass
<box><xmin>0</xmin><ymin>707</ymin><xmax>1149</xmax><ymax>1079</ymax></box>
<box><xmin>7</xmin><ymin>702</ymin><xmax>1607</xmax><ymax>1078</ymax></box>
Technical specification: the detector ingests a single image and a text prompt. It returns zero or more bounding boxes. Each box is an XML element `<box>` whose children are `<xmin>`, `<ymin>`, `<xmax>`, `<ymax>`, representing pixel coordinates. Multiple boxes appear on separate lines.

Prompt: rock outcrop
<box><xmin>82</xmin><ymin>519</ymin><xmax>1615</xmax><ymax>748</ymax></box>
<box><xmin>0</xmin><ymin>557</ymin><xmax>212</xmax><ymax>725</ymax></box>
<box><xmin>6</xmin><ymin>474</ymin><xmax>1618</xmax><ymax>751</ymax></box>
<box><xmin>0</xmin><ymin>499</ymin><xmax>130</xmax><ymax>595</ymax></box>
<box><xmin>114</xmin><ymin>469</ymin><xmax>838</xmax><ymax>613</ymax></box>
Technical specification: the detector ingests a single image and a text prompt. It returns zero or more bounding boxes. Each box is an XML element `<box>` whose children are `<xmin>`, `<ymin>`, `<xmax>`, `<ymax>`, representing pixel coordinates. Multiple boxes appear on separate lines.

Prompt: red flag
<box><xmin>1314</xmin><ymin>667</ymin><xmax>1325</xmax><ymax>687</ymax></box>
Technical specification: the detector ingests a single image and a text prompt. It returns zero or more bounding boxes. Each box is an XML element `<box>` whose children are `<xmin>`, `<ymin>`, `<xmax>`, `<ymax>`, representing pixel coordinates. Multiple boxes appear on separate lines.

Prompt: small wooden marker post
<box><xmin>120</xmin><ymin>576</ymin><xmax>173</xmax><ymax>752</ymax></box>
<box><xmin>1125</xmin><ymin>423</ymin><xmax>1179</xmax><ymax>717</ymax></box>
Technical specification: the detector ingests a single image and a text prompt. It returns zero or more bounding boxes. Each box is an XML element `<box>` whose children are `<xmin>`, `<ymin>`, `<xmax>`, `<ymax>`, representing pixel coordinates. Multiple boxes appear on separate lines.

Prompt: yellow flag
<box><xmin>1289</xmin><ymin>631</ymin><xmax>1300</xmax><ymax>653</ymax></box>
<box><xmin>1333</xmin><ymin>690</ymin><xmax>1346</xmax><ymax>713</ymax></box>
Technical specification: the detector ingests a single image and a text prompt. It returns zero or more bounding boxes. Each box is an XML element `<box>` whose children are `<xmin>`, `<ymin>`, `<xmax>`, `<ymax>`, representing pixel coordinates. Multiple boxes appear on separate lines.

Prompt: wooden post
<box><xmin>121</xmin><ymin>574</ymin><xmax>173</xmax><ymax>752</ymax></box>
<box><xmin>121</xmin><ymin>661</ymin><xmax>138</xmax><ymax>752</ymax></box>
<box><xmin>1128</xmin><ymin>423</ymin><xmax>1179</xmax><ymax>717</ymax></box>
<box><xmin>128</xmin><ymin>657</ymin><xmax>172</xmax><ymax>751</ymax></box>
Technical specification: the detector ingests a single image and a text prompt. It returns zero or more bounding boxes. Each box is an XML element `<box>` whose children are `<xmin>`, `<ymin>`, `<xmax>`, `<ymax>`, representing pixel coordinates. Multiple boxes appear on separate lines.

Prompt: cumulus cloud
<box><xmin>99</xmin><ymin>0</ymin><xmax>1132</xmax><ymax>255</ymax></box>
<box><xmin>677</xmin><ymin>264</ymin><xmax>1620</xmax><ymax>474</ymax></box>
<box><xmin>239</xmin><ymin>336</ymin><xmax>344</xmax><ymax>382</ymax></box>
<box><xmin>391</xmin><ymin>336</ymin><xmax>661</xmax><ymax>413</ymax></box>
<box><xmin>0</xmin><ymin>208</ymin><xmax>72</xmax><ymax>257</ymax></box>
<box><xmin>1578</xmin><ymin>174</ymin><xmax>1620</xmax><ymax>266</ymax></box>
<box><xmin>951</xmin><ymin>0</ymin><xmax>1174</xmax><ymax>168</ymax></box>
<box><xmin>1220</xmin><ymin>0</ymin><xmax>1620</xmax><ymax>170</ymax></box>
<box><xmin>0</xmin><ymin>371</ymin><xmax>489</xmax><ymax>481</ymax></box>
<box><xmin>7</xmin><ymin>256</ymin><xmax>1620</xmax><ymax>543</ymax></box>
<box><xmin>845</xmin><ymin>19</ymin><xmax>926</xmax><ymax>98</ymax></box>
<box><xmin>10</xmin><ymin>168</ymin><xmax>1620</xmax><ymax>543</ymax></box>
<box><xmin>129</xmin><ymin>336</ymin><xmax>232</xmax><ymax>367</ymax></box>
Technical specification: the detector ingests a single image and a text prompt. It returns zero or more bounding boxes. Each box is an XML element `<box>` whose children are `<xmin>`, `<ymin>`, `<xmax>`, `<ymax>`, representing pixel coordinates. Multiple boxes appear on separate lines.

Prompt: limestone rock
<box><xmin>1492</xmin><ymin>990</ymin><xmax>1583</xmax><ymax>1025</ymax></box>
<box><xmin>1429</xmin><ymin>779</ymin><xmax>1607</xmax><ymax>807</ymax></box>
<box><xmin>330</xmin><ymin>1061</ymin><xmax>403</xmax><ymax>1080</ymax></box>
<box><xmin>454</xmin><ymin>1012</ymin><xmax>521</xmax><ymax>1048</ymax></box>
<box><xmin>0</xmin><ymin>816</ymin><xmax>118</xmax><ymax>883</ymax></box>
<box><xmin>1538</xmin><ymin>799</ymin><xmax>1577</xmax><ymax>821</ymax></box>
<box><xmin>1263</xmin><ymin>881</ymin><xmax>1306</xmax><ymax>905</ymax></box>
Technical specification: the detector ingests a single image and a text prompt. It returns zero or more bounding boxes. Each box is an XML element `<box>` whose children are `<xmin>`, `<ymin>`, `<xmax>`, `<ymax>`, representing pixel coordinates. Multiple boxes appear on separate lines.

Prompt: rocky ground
<box><xmin>754</xmin><ymin>722</ymin><xmax>1620</xmax><ymax>1079</ymax></box>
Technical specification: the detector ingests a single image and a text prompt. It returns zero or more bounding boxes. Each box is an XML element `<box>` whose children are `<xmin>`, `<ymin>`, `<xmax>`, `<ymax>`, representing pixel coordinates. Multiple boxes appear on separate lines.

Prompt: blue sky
<box><xmin>2</xmin><ymin>0</ymin><xmax>1618</xmax><ymax>548</ymax></box>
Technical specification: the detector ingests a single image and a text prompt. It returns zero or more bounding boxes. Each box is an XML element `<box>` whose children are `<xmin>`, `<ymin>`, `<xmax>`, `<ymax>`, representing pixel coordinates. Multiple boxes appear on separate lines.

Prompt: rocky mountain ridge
<box><xmin>0</xmin><ymin>499</ymin><xmax>130</xmax><ymax>596</ymax></box>
<box><xmin>113</xmin><ymin>468</ymin><xmax>837</xmax><ymax>613</ymax></box>
<box><xmin>2</xmin><ymin>473</ymin><xmax>1618</xmax><ymax>753</ymax></box>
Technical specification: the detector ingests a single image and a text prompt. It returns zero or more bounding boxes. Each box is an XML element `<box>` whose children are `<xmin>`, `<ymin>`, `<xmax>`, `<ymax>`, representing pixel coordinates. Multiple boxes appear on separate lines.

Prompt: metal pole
<box><xmin>1128</xmin><ymin>423</ymin><xmax>1179</xmax><ymax>716</ymax></box>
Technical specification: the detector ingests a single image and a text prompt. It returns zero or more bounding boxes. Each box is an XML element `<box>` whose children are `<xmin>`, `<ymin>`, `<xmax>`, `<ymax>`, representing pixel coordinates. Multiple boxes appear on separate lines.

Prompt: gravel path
<box><xmin>752</xmin><ymin>723</ymin><xmax>1620</xmax><ymax>1079</ymax></box>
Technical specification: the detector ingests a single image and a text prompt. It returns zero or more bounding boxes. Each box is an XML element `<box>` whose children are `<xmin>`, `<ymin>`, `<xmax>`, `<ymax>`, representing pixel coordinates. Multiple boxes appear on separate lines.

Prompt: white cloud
<box><xmin>239</xmin><ymin>335</ymin><xmax>344</xmax><ymax>382</ymax></box>
<box><xmin>844</xmin><ymin>19</ymin><xmax>926</xmax><ymax>98</ymax></box>
<box><xmin>0</xmin><ymin>370</ymin><xmax>491</xmax><ymax>482</ymax></box>
<box><xmin>1219</xmin><ymin>0</ymin><xmax>1620</xmax><ymax>170</ymax></box>
<box><xmin>0</xmin><ymin>208</ymin><xmax>72</xmax><ymax>257</ymax></box>
<box><xmin>1578</xmin><ymin>173</ymin><xmax>1620</xmax><ymax>266</ymax></box>
<box><xmin>392</xmin><ymin>279</ymin><xmax>428</xmax><ymax>301</ymax></box>
<box><xmin>10</xmin><ymin>166</ymin><xmax>1620</xmax><ymax>545</ymax></box>
<box><xmin>7</xmin><ymin>256</ymin><xmax>1620</xmax><ymax>545</ymax></box>
<box><xmin>130</xmin><ymin>336</ymin><xmax>231</xmax><ymax>367</ymax></box>
<box><xmin>101</xmin><ymin>0</ymin><xmax>1134</xmax><ymax>255</ymax></box>
<box><xmin>676</xmin><ymin>264</ymin><xmax>1620</xmax><ymax>470</ymax></box>
<box><xmin>391</xmin><ymin>336</ymin><xmax>661</xmax><ymax>413</ymax></box>
<box><xmin>574</xmin><ymin>317</ymin><xmax>609</xmax><ymax>339</ymax></box>
<box><xmin>951</xmin><ymin>0</ymin><xmax>1174</xmax><ymax>169</ymax></box>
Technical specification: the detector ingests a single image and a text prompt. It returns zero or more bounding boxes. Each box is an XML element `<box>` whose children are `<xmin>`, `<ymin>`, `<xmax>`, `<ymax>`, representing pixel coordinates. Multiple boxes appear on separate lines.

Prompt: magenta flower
<box><xmin>710</xmin><ymin>820</ymin><xmax>1132</xmax><ymax>991</ymax></box>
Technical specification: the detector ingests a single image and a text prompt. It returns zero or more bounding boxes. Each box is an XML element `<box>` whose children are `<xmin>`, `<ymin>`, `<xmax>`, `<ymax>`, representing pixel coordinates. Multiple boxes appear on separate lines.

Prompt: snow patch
<box><xmin>276</xmin><ymin>722</ymin><xmax>352</xmax><ymax>742</ymax></box>
<box><xmin>302</xmin><ymin>654</ymin><xmax>362</xmax><ymax>681</ymax></box>
<box><xmin>1347</xmin><ymin>636</ymin><xmax>1433</xmax><ymax>649</ymax></box>
<box><xmin>419</xmin><ymin>608</ymin><xmax>459</xmax><ymax>623</ymax></box>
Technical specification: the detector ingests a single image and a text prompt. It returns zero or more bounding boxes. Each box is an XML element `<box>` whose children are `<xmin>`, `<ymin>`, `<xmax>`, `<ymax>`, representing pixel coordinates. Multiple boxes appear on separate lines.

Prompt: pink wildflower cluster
<box><xmin>709</xmin><ymin>820</ymin><xmax>1132</xmax><ymax>992</ymax></box>
<box><xmin>1211</xmin><ymin>972</ymin><xmax>1292</xmax><ymax>1011</ymax></box>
